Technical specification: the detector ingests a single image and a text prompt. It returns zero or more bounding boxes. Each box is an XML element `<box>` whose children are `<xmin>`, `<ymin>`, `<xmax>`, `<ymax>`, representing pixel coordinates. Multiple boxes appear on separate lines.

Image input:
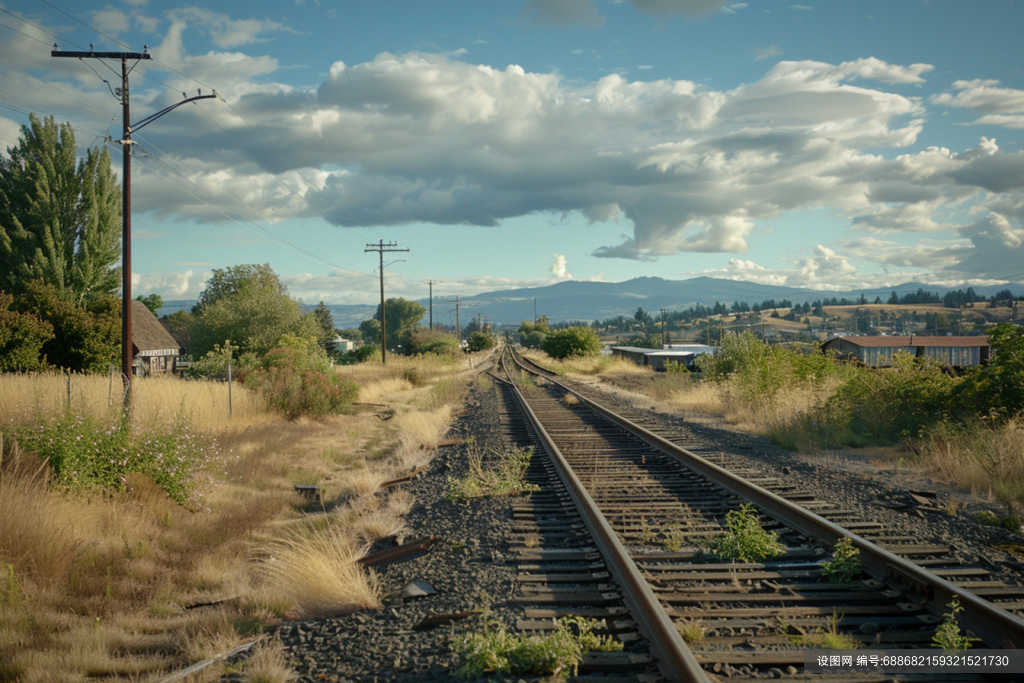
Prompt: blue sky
<box><xmin>2</xmin><ymin>0</ymin><xmax>1024</xmax><ymax>306</ymax></box>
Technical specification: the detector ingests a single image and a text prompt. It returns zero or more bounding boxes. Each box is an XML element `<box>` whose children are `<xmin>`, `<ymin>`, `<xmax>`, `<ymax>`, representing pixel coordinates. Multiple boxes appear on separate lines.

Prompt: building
<box><xmin>132</xmin><ymin>300</ymin><xmax>182</xmax><ymax>375</ymax></box>
<box><xmin>326</xmin><ymin>336</ymin><xmax>355</xmax><ymax>353</ymax></box>
<box><xmin>611</xmin><ymin>344</ymin><xmax>716</xmax><ymax>371</ymax></box>
<box><xmin>820</xmin><ymin>335</ymin><xmax>990</xmax><ymax>368</ymax></box>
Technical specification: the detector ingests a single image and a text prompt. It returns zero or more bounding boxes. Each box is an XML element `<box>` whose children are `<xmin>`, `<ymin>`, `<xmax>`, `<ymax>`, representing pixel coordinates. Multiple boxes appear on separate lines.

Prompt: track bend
<box><xmin>495</xmin><ymin>345</ymin><xmax>1024</xmax><ymax>682</ymax></box>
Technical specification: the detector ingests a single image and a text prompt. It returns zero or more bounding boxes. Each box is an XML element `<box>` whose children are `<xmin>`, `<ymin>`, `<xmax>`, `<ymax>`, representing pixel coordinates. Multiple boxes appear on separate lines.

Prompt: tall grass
<box><xmin>0</xmin><ymin>353</ymin><xmax>470</xmax><ymax>680</ymax></box>
<box><xmin>918</xmin><ymin>418</ymin><xmax>1024</xmax><ymax>514</ymax></box>
<box><xmin>256</xmin><ymin>525</ymin><xmax>380</xmax><ymax>618</ymax></box>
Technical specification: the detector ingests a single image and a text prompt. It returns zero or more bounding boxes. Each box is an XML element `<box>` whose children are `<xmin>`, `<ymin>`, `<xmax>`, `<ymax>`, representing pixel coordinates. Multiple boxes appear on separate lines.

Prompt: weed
<box><xmin>820</xmin><ymin>538</ymin><xmax>862</xmax><ymax>583</ymax></box>
<box><xmin>446</xmin><ymin>447</ymin><xmax>539</xmax><ymax>502</ymax></box>
<box><xmin>708</xmin><ymin>503</ymin><xmax>783</xmax><ymax>562</ymax></box>
<box><xmin>675</xmin><ymin>618</ymin><xmax>705</xmax><ymax>644</ymax></box>
<box><xmin>784</xmin><ymin>611</ymin><xmax>860</xmax><ymax>649</ymax></box>
<box><xmin>662</xmin><ymin>523</ymin><xmax>686</xmax><ymax>552</ymax></box>
<box><xmin>451</xmin><ymin>614</ymin><xmax>622</xmax><ymax>678</ymax></box>
<box><xmin>932</xmin><ymin>595</ymin><xmax>981</xmax><ymax>651</ymax></box>
<box><xmin>639</xmin><ymin>516</ymin><xmax>655</xmax><ymax>545</ymax></box>
<box><xmin>562</xmin><ymin>393</ymin><xmax>579</xmax><ymax>406</ymax></box>
<box><xmin>977</xmin><ymin>510</ymin><xmax>1023</xmax><ymax>533</ymax></box>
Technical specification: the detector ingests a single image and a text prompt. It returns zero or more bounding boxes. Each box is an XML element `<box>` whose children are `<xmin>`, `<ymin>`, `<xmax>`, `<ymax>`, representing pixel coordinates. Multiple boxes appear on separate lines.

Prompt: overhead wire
<box><xmin>27</xmin><ymin>0</ymin><xmax>431</xmax><ymax>292</ymax></box>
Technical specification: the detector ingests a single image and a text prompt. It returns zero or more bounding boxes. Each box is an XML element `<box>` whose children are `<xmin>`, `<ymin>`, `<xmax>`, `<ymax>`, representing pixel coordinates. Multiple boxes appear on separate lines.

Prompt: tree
<box><xmin>542</xmin><ymin>326</ymin><xmax>602</xmax><ymax>359</ymax></box>
<box><xmin>312</xmin><ymin>301</ymin><xmax>335</xmax><ymax>346</ymax></box>
<box><xmin>189</xmin><ymin>264</ymin><xmax>321</xmax><ymax>358</ymax></box>
<box><xmin>373</xmin><ymin>298</ymin><xmax>425</xmax><ymax>352</ymax></box>
<box><xmin>0</xmin><ymin>114</ymin><xmax>120</xmax><ymax>301</ymax></box>
<box><xmin>192</xmin><ymin>263</ymin><xmax>283</xmax><ymax>314</ymax></box>
<box><xmin>11</xmin><ymin>280</ymin><xmax>119</xmax><ymax>372</ymax></box>
<box><xmin>136</xmin><ymin>293</ymin><xmax>162</xmax><ymax>314</ymax></box>
<box><xmin>467</xmin><ymin>331</ymin><xmax>495</xmax><ymax>352</ymax></box>
<box><xmin>0</xmin><ymin>291</ymin><xmax>53</xmax><ymax>371</ymax></box>
<box><xmin>359</xmin><ymin>318</ymin><xmax>381</xmax><ymax>346</ymax></box>
<box><xmin>161</xmin><ymin>310</ymin><xmax>193</xmax><ymax>352</ymax></box>
<box><xmin>517</xmin><ymin>319</ymin><xmax>548</xmax><ymax>349</ymax></box>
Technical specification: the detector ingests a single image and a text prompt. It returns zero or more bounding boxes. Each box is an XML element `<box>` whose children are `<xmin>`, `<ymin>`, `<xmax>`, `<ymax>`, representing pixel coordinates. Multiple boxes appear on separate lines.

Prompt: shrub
<box><xmin>820</xmin><ymin>538</ymin><xmax>862</xmax><ymax>583</ymax></box>
<box><xmin>541</xmin><ymin>327</ymin><xmax>602</xmax><ymax>360</ymax></box>
<box><xmin>12</xmin><ymin>412</ymin><xmax>210</xmax><ymax>503</ymax></box>
<box><xmin>404</xmin><ymin>329</ymin><xmax>459</xmax><ymax>357</ymax></box>
<box><xmin>334</xmin><ymin>345</ymin><xmax>379</xmax><ymax>365</ymax></box>
<box><xmin>467</xmin><ymin>331</ymin><xmax>495</xmax><ymax>353</ymax></box>
<box><xmin>242</xmin><ymin>343</ymin><xmax>358</xmax><ymax>419</ymax></box>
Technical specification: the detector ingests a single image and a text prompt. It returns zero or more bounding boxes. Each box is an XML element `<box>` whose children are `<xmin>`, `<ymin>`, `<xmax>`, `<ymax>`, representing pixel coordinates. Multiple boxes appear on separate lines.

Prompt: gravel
<box><xmin>241</xmin><ymin>367</ymin><xmax>1024</xmax><ymax>682</ymax></box>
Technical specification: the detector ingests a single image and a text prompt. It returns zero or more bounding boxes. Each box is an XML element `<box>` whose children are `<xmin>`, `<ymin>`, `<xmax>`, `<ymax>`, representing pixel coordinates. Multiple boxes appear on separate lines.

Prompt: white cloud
<box><xmin>790</xmin><ymin>4</ymin><xmax>812</xmax><ymax>10</ymax></box>
<box><xmin>932</xmin><ymin>80</ymin><xmax>1024</xmax><ymax>128</ymax></box>
<box><xmin>722</xmin><ymin>3</ymin><xmax>748</xmax><ymax>14</ymax></box>
<box><xmin>550</xmin><ymin>254</ymin><xmax>572</xmax><ymax>278</ymax></box>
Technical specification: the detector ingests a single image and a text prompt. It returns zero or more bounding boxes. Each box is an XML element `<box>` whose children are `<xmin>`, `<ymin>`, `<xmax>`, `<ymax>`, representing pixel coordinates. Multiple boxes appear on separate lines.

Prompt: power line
<box><xmin>366</xmin><ymin>240</ymin><xmax>409</xmax><ymax>365</ymax></box>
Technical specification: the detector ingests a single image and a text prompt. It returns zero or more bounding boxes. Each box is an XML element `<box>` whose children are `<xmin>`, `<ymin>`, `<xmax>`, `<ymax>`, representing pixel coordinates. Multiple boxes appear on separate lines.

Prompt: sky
<box><xmin>2</xmin><ymin>0</ymin><xmax>1024</xmax><ymax>311</ymax></box>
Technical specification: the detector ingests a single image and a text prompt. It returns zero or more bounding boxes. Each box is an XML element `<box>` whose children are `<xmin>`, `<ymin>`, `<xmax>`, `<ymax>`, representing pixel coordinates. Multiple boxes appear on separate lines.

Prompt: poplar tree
<box><xmin>0</xmin><ymin>114</ymin><xmax>121</xmax><ymax>301</ymax></box>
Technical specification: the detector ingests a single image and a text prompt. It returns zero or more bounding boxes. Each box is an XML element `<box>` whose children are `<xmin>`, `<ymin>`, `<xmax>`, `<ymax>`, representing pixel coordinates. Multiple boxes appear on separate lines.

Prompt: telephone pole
<box><xmin>660</xmin><ymin>308</ymin><xmax>667</xmax><ymax>347</ymax></box>
<box><xmin>52</xmin><ymin>45</ymin><xmax>213</xmax><ymax>406</ymax></box>
<box><xmin>365</xmin><ymin>240</ymin><xmax>409</xmax><ymax>364</ymax></box>
<box><xmin>423</xmin><ymin>280</ymin><xmax>440</xmax><ymax>331</ymax></box>
<box><xmin>449</xmin><ymin>296</ymin><xmax>462</xmax><ymax>348</ymax></box>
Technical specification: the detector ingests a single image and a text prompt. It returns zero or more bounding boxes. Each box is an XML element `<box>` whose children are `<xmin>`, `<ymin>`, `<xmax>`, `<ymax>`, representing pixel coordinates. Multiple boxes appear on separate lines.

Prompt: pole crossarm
<box><xmin>51</xmin><ymin>50</ymin><xmax>150</xmax><ymax>60</ymax></box>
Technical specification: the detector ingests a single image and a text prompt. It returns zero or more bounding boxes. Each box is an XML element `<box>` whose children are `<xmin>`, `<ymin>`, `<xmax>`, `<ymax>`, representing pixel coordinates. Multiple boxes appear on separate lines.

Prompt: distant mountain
<box><xmin>156</xmin><ymin>277</ymin><xmax>1024</xmax><ymax>328</ymax></box>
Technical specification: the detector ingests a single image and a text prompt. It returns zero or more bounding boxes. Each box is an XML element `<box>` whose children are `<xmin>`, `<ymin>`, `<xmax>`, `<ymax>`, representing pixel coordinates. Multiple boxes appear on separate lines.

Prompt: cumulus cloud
<box><xmin>24</xmin><ymin>4</ymin><xmax>1024</xmax><ymax>286</ymax></box>
<box><xmin>550</xmin><ymin>254</ymin><xmax>572</xmax><ymax>278</ymax></box>
<box><xmin>115</xmin><ymin>47</ymin><xmax>1024</xmax><ymax>279</ymax></box>
<box><xmin>932</xmin><ymin>80</ymin><xmax>1024</xmax><ymax>128</ymax></box>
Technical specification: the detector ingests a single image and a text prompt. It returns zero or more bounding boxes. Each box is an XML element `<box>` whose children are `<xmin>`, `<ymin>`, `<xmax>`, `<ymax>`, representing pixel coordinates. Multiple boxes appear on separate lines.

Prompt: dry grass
<box><xmin>256</xmin><ymin>525</ymin><xmax>380</xmax><ymax>618</ymax></box>
<box><xmin>920</xmin><ymin>418</ymin><xmax>1024</xmax><ymax>514</ymax></box>
<box><xmin>0</xmin><ymin>372</ymin><xmax>267</xmax><ymax>434</ymax></box>
<box><xmin>0</xmin><ymin>353</ymin><xmax>471</xmax><ymax>681</ymax></box>
<box><xmin>242</xmin><ymin>638</ymin><xmax>297</xmax><ymax>683</ymax></box>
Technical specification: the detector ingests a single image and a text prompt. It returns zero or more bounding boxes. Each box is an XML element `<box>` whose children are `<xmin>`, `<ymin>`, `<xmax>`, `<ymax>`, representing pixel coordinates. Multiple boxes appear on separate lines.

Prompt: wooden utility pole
<box><xmin>53</xmin><ymin>46</ymin><xmax>214</xmax><ymax>407</ymax></box>
<box><xmin>660</xmin><ymin>308</ymin><xmax>667</xmax><ymax>347</ymax></box>
<box><xmin>365</xmin><ymin>240</ymin><xmax>409</xmax><ymax>364</ymax></box>
<box><xmin>450</xmin><ymin>296</ymin><xmax>462</xmax><ymax>348</ymax></box>
<box><xmin>423</xmin><ymin>280</ymin><xmax>440</xmax><ymax>330</ymax></box>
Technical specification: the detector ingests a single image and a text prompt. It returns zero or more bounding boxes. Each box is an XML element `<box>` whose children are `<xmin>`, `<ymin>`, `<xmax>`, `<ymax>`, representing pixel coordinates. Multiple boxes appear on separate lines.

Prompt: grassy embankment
<box><xmin>522</xmin><ymin>341</ymin><xmax>1024</xmax><ymax>526</ymax></box>
<box><xmin>0</xmin><ymin>353</ymin><xmax>476</xmax><ymax>682</ymax></box>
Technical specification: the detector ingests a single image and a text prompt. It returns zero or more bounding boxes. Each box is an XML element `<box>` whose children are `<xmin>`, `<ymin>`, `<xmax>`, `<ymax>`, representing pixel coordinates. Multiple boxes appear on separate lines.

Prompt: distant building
<box><xmin>131</xmin><ymin>300</ymin><xmax>182</xmax><ymax>375</ymax></box>
<box><xmin>611</xmin><ymin>344</ymin><xmax>716</xmax><ymax>371</ymax></box>
<box><xmin>326</xmin><ymin>336</ymin><xmax>354</xmax><ymax>352</ymax></box>
<box><xmin>820</xmin><ymin>335</ymin><xmax>990</xmax><ymax>368</ymax></box>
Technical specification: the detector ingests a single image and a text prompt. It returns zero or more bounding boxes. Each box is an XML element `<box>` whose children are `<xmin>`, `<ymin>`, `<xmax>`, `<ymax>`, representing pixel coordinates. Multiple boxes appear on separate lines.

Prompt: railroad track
<box><xmin>493</xmin><ymin>345</ymin><xmax>1024</xmax><ymax>682</ymax></box>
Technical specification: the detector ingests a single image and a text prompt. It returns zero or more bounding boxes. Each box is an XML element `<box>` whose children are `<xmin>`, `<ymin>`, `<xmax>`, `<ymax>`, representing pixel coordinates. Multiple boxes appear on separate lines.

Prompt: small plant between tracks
<box><xmin>446</xmin><ymin>442</ymin><xmax>539</xmax><ymax>502</ymax></box>
<box><xmin>708</xmin><ymin>503</ymin><xmax>783</xmax><ymax>563</ymax></box>
<box><xmin>820</xmin><ymin>537</ymin><xmax>862</xmax><ymax>583</ymax></box>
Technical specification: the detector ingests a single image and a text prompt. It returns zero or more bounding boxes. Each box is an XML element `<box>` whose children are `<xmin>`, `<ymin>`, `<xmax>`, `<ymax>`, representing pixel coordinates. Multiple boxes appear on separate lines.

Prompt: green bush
<box><xmin>467</xmin><ymin>331</ymin><xmax>495</xmax><ymax>353</ymax></box>
<box><xmin>541</xmin><ymin>327</ymin><xmax>602</xmax><ymax>360</ymax></box>
<box><xmin>242</xmin><ymin>342</ymin><xmax>358</xmax><ymax>419</ymax></box>
<box><xmin>708</xmin><ymin>503</ymin><xmax>783</xmax><ymax>562</ymax></box>
<box><xmin>404</xmin><ymin>329</ymin><xmax>460</xmax><ymax>357</ymax></box>
<box><xmin>12</xmin><ymin>412</ymin><xmax>210</xmax><ymax>503</ymax></box>
<box><xmin>334</xmin><ymin>345</ymin><xmax>379</xmax><ymax>365</ymax></box>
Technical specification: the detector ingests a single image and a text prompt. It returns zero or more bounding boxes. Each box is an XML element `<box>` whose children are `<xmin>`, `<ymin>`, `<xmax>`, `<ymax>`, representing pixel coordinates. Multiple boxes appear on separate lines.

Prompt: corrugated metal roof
<box><xmin>822</xmin><ymin>335</ymin><xmax>989</xmax><ymax>349</ymax></box>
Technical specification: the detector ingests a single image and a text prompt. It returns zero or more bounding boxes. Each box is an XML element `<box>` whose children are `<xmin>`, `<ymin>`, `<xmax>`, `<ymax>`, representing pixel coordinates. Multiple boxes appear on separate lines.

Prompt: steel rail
<box><xmin>508</xmin><ymin>348</ymin><xmax>1024</xmax><ymax>650</ymax></box>
<box><xmin>500</xmin><ymin>348</ymin><xmax>710</xmax><ymax>683</ymax></box>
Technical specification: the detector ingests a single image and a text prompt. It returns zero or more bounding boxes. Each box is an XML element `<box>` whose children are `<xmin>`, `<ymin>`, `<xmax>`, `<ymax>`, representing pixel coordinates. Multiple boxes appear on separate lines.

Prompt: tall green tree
<box><xmin>191</xmin><ymin>263</ymin><xmax>283</xmax><ymax>314</ymax></box>
<box><xmin>189</xmin><ymin>264</ymin><xmax>321</xmax><ymax>358</ymax></box>
<box><xmin>312</xmin><ymin>301</ymin><xmax>335</xmax><ymax>345</ymax></box>
<box><xmin>373</xmin><ymin>298</ymin><xmax>425</xmax><ymax>352</ymax></box>
<box><xmin>0</xmin><ymin>114</ymin><xmax>120</xmax><ymax>301</ymax></box>
<box><xmin>0</xmin><ymin>291</ymin><xmax>53</xmax><ymax>371</ymax></box>
<box><xmin>136</xmin><ymin>293</ymin><xmax>163</xmax><ymax>314</ymax></box>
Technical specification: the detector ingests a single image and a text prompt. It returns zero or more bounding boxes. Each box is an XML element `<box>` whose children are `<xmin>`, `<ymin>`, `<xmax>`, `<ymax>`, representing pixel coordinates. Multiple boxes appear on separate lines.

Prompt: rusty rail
<box><xmin>507</xmin><ymin>346</ymin><xmax>1024</xmax><ymax>650</ymax></box>
<box><xmin>500</xmin><ymin>348</ymin><xmax>710</xmax><ymax>683</ymax></box>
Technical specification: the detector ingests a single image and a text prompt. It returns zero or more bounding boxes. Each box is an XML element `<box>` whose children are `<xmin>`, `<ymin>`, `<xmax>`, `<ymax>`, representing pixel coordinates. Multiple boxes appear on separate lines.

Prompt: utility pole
<box><xmin>660</xmin><ymin>308</ymin><xmax>667</xmax><ymax>348</ymax></box>
<box><xmin>423</xmin><ymin>280</ymin><xmax>440</xmax><ymax>331</ymax></box>
<box><xmin>365</xmin><ymin>240</ymin><xmax>409</xmax><ymax>364</ymax></box>
<box><xmin>450</xmin><ymin>296</ymin><xmax>462</xmax><ymax>348</ymax></box>
<box><xmin>53</xmin><ymin>45</ymin><xmax>212</xmax><ymax>407</ymax></box>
